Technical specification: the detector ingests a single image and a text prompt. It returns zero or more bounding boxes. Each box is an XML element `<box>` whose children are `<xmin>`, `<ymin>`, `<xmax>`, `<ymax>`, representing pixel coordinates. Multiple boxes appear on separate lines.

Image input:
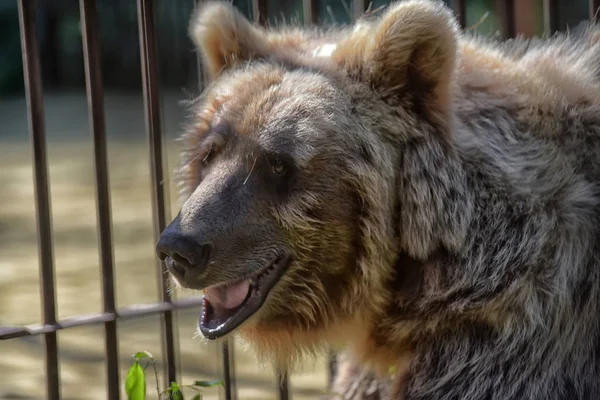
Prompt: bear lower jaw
<box><xmin>198</xmin><ymin>252</ymin><xmax>292</xmax><ymax>340</ymax></box>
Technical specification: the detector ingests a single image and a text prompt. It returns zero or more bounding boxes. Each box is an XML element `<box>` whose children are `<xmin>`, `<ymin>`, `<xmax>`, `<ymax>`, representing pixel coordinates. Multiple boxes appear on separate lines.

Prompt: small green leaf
<box><xmin>170</xmin><ymin>382</ymin><xmax>184</xmax><ymax>400</ymax></box>
<box><xmin>125</xmin><ymin>361</ymin><xmax>146</xmax><ymax>400</ymax></box>
<box><xmin>132</xmin><ymin>351</ymin><xmax>153</xmax><ymax>362</ymax></box>
<box><xmin>172</xmin><ymin>390</ymin><xmax>184</xmax><ymax>400</ymax></box>
<box><xmin>191</xmin><ymin>395</ymin><xmax>202</xmax><ymax>400</ymax></box>
<box><xmin>193</xmin><ymin>380</ymin><xmax>224</xmax><ymax>388</ymax></box>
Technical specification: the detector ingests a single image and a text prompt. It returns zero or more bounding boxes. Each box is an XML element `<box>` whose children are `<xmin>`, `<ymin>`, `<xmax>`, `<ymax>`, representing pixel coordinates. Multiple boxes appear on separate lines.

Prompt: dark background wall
<box><xmin>0</xmin><ymin>0</ymin><xmax>595</xmax><ymax>97</ymax></box>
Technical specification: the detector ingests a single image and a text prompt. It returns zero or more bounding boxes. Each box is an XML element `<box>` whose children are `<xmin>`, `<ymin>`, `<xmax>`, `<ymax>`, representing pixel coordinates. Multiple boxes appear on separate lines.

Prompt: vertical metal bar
<box><xmin>136</xmin><ymin>0</ymin><xmax>179</xmax><ymax>388</ymax></box>
<box><xmin>277</xmin><ymin>371</ymin><xmax>290</xmax><ymax>400</ymax></box>
<box><xmin>16</xmin><ymin>0</ymin><xmax>60</xmax><ymax>399</ymax></box>
<box><xmin>303</xmin><ymin>0</ymin><xmax>317</xmax><ymax>25</ymax></box>
<box><xmin>512</xmin><ymin>0</ymin><xmax>539</xmax><ymax>38</ymax></box>
<box><xmin>328</xmin><ymin>350</ymin><xmax>337</xmax><ymax>387</ymax></box>
<box><xmin>79</xmin><ymin>0</ymin><xmax>120</xmax><ymax>398</ymax></box>
<box><xmin>194</xmin><ymin>0</ymin><xmax>207</xmax><ymax>90</ymax></box>
<box><xmin>543</xmin><ymin>0</ymin><xmax>560</xmax><ymax>33</ymax></box>
<box><xmin>590</xmin><ymin>0</ymin><xmax>600</xmax><ymax>19</ymax></box>
<box><xmin>495</xmin><ymin>0</ymin><xmax>516</xmax><ymax>38</ymax></box>
<box><xmin>450</xmin><ymin>0</ymin><xmax>467</xmax><ymax>29</ymax></box>
<box><xmin>221</xmin><ymin>341</ymin><xmax>234</xmax><ymax>400</ymax></box>
<box><xmin>353</xmin><ymin>0</ymin><xmax>367</xmax><ymax>20</ymax></box>
<box><xmin>252</xmin><ymin>0</ymin><xmax>267</xmax><ymax>24</ymax></box>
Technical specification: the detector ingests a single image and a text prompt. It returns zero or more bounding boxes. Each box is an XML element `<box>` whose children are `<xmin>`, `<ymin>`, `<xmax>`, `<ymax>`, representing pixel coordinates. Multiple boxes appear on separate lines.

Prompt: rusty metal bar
<box><xmin>78</xmin><ymin>0</ymin><xmax>120</xmax><ymax>398</ymax></box>
<box><xmin>16</xmin><ymin>0</ymin><xmax>60</xmax><ymax>398</ymax></box>
<box><xmin>353</xmin><ymin>0</ymin><xmax>367</xmax><ymax>20</ymax></box>
<box><xmin>136</xmin><ymin>0</ymin><xmax>179</xmax><ymax>388</ymax></box>
<box><xmin>303</xmin><ymin>0</ymin><xmax>318</xmax><ymax>25</ymax></box>
<box><xmin>277</xmin><ymin>371</ymin><xmax>290</xmax><ymax>400</ymax></box>
<box><xmin>591</xmin><ymin>0</ymin><xmax>600</xmax><ymax>19</ymax></box>
<box><xmin>221</xmin><ymin>341</ymin><xmax>235</xmax><ymax>400</ymax></box>
<box><xmin>328</xmin><ymin>349</ymin><xmax>337</xmax><ymax>386</ymax></box>
<box><xmin>194</xmin><ymin>0</ymin><xmax>207</xmax><ymax>90</ymax></box>
<box><xmin>0</xmin><ymin>297</ymin><xmax>205</xmax><ymax>340</ymax></box>
<box><xmin>496</xmin><ymin>0</ymin><xmax>516</xmax><ymax>38</ymax></box>
<box><xmin>451</xmin><ymin>0</ymin><xmax>467</xmax><ymax>29</ymax></box>
<box><xmin>543</xmin><ymin>0</ymin><xmax>560</xmax><ymax>33</ymax></box>
<box><xmin>252</xmin><ymin>0</ymin><xmax>267</xmax><ymax>24</ymax></box>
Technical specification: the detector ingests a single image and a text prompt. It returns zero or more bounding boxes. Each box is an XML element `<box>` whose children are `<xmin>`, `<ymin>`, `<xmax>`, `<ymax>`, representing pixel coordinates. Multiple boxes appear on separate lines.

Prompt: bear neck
<box><xmin>341</xmin><ymin>132</ymin><xmax>474</xmax><ymax>375</ymax></box>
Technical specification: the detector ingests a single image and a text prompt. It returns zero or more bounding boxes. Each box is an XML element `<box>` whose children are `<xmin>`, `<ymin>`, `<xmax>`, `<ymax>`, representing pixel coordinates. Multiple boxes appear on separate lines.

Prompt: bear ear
<box><xmin>189</xmin><ymin>1</ymin><xmax>271</xmax><ymax>81</ymax></box>
<box><xmin>332</xmin><ymin>0</ymin><xmax>460</xmax><ymax>123</ymax></box>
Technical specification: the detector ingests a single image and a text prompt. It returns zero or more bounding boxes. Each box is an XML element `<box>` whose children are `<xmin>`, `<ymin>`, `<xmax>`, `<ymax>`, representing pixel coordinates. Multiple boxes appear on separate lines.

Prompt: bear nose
<box><xmin>156</xmin><ymin>233</ymin><xmax>212</xmax><ymax>277</ymax></box>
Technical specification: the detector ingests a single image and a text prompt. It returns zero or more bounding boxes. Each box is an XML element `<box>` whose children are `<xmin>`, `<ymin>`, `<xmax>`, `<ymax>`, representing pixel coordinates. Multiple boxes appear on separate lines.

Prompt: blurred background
<box><xmin>0</xmin><ymin>0</ymin><xmax>596</xmax><ymax>399</ymax></box>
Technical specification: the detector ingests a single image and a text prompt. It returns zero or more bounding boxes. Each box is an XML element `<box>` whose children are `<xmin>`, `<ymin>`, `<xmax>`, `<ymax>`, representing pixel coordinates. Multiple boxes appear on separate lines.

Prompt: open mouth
<box><xmin>198</xmin><ymin>253</ymin><xmax>291</xmax><ymax>340</ymax></box>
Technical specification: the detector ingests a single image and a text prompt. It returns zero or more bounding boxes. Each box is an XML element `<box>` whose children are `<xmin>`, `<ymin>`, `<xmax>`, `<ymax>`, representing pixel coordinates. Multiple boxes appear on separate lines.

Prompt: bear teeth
<box><xmin>252</xmin><ymin>255</ymin><xmax>280</xmax><ymax>290</ymax></box>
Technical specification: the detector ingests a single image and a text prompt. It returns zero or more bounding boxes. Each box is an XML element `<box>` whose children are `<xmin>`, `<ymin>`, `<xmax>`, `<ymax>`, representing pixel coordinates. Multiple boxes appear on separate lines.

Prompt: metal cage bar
<box><xmin>0</xmin><ymin>297</ymin><xmax>205</xmax><ymax>340</ymax></box>
<box><xmin>543</xmin><ymin>0</ymin><xmax>560</xmax><ymax>33</ymax></box>
<box><xmin>496</xmin><ymin>0</ymin><xmax>516</xmax><ymax>38</ymax></box>
<box><xmin>16</xmin><ymin>0</ymin><xmax>60</xmax><ymax>399</ymax></box>
<box><xmin>136</xmin><ymin>0</ymin><xmax>179</xmax><ymax>388</ymax></box>
<box><xmin>221</xmin><ymin>341</ymin><xmax>235</xmax><ymax>400</ymax></box>
<box><xmin>451</xmin><ymin>0</ymin><xmax>467</xmax><ymax>29</ymax></box>
<box><xmin>303</xmin><ymin>0</ymin><xmax>318</xmax><ymax>25</ymax></box>
<box><xmin>195</xmin><ymin>0</ymin><xmax>208</xmax><ymax>90</ymax></box>
<box><xmin>78</xmin><ymin>0</ymin><xmax>120</xmax><ymax>398</ymax></box>
<box><xmin>354</xmin><ymin>0</ymin><xmax>367</xmax><ymax>19</ymax></box>
<box><xmin>591</xmin><ymin>0</ymin><xmax>600</xmax><ymax>19</ymax></box>
<box><xmin>253</xmin><ymin>0</ymin><xmax>268</xmax><ymax>24</ymax></box>
<box><xmin>277</xmin><ymin>372</ymin><xmax>290</xmax><ymax>400</ymax></box>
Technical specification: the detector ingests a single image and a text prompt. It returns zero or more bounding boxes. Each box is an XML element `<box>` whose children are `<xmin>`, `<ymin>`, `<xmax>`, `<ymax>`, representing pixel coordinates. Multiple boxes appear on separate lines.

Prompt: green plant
<box><xmin>125</xmin><ymin>351</ymin><xmax>224</xmax><ymax>400</ymax></box>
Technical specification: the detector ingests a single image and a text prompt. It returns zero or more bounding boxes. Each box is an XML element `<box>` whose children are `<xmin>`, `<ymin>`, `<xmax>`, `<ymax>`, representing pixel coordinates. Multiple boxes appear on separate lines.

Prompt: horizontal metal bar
<box><xmin>0</xmin><ymin>297</ymin><xmax>205</xmax><ymax>340</ymax></box>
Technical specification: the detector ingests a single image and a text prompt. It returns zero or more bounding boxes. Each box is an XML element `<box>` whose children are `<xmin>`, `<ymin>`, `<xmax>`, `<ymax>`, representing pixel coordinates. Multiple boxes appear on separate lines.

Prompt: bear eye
<box><xmin>270</xmin><ymin>158</ymin><xmax>286</xmax><ymax>175</ymax></box>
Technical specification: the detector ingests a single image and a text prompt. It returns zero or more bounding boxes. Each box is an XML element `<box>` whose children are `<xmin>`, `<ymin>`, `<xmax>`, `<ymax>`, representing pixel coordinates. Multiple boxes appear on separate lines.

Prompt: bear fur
<box><xmin>164</xmin><ymin>1</ymin><xmax>600</xmax><ymax>398</ymax></box>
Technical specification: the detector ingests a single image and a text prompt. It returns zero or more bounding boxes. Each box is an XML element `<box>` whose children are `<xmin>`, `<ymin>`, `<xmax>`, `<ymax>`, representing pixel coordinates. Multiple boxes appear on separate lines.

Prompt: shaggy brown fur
<box><xmin>159</xmin><ymin>0</ymin><xmax>600</xmax><ymax>398</ymax></box>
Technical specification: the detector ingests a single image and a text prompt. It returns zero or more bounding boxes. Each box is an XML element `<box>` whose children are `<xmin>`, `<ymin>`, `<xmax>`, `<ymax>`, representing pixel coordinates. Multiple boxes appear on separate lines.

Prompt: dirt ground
<box><xmin>0</xmin><ymin>91</ymin><xmax>329</xmax><ymax>400</ymax></box>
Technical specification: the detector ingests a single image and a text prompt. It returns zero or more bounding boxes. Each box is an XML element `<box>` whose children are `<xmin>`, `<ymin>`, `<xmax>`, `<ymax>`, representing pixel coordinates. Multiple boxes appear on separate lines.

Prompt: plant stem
<box><xmin>149</xmin><ymin>357</ymin><xmax>161</xmax><ymax>399</ymax></box>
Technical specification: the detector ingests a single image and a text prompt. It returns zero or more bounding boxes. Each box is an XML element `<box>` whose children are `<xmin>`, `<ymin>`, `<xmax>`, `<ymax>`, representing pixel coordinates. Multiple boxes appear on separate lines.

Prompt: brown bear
<box><xmin>155</xmin><ymin>0</ymin><xmax>600</xmax><ymax>398</ymax></box>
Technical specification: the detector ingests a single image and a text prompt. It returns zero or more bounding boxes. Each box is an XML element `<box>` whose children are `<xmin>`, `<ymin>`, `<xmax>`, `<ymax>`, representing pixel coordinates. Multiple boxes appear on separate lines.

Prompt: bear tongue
<box><xmin>204</xmin><ymin>279</ymin><xmax>251</xmax><ymax>310</ymax></box>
